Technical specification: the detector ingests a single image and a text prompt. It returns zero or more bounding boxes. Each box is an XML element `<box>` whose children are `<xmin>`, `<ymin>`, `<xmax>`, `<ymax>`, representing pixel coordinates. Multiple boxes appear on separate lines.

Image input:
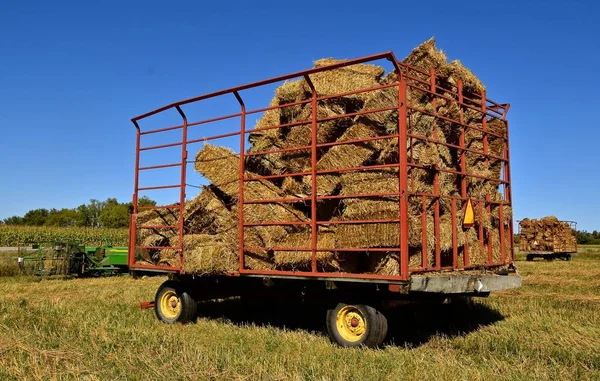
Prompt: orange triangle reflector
<box><xmin>463</xmin><ymin>199</ymin><xmax>475</xmax><ymax>228</ymax></box>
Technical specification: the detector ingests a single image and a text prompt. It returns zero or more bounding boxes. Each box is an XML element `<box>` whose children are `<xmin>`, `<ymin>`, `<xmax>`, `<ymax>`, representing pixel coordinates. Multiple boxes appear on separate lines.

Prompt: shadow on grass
<box><xmin>197</xmin><ymin>298</ymin><xmax>504</xmax><ymax>348</ymax></box>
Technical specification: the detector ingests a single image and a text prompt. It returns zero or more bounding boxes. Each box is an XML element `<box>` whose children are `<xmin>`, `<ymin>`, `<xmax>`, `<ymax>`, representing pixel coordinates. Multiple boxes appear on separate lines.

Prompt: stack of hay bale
<box><xmin>137</xmin><ymin>38</ymin><xmax>512</xmax><ymax>275</ymax></box>
<box><xmin>519</xmin><ymin>217</ymin><xmax>576</xmax><ymax>252</ymax></box>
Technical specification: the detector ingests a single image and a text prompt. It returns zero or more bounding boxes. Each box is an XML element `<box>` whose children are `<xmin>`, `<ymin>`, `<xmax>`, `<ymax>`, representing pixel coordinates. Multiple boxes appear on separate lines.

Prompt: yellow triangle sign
<box><xmin>463</xmin><ymin>199</ymin><xmax>475</xmax><ymax>228</ymax></box>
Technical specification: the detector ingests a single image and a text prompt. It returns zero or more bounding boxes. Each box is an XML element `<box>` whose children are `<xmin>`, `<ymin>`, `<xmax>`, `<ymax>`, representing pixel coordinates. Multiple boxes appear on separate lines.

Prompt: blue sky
<box><xmin>1</xmin><ymin>0</ymin><xmax>599</xmax><ymax>231</ymax></box>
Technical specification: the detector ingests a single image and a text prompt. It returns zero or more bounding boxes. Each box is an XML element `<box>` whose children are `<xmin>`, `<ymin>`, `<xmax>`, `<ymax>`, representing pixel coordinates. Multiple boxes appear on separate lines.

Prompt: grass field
<box><xmin>0</xmin><ymin>247</ymin><xmax>598</xmax><ymax>380</ymax></box>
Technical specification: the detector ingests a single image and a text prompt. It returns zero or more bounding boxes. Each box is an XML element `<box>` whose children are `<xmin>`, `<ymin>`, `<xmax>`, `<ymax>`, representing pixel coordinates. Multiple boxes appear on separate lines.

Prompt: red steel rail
<box><xmin>128</xmin><ymin>51</ymin><xmax>513</xmax><ymax>281</ymax></box>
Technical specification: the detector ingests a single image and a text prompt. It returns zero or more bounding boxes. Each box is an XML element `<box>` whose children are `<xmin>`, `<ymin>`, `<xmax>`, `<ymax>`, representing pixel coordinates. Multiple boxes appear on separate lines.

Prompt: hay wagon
<box><xmin>128</xmin><ymin>45</ymin><xmax>521</xmax><ymax>347</ymax></box>
<box><xmin>518</xmin><ymin>218</ymin><xmax>577</xmax><ymax>261</ymax></box>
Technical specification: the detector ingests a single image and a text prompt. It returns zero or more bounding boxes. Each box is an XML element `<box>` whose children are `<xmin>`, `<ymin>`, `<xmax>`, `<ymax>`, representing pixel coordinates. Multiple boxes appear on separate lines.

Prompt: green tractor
<box><xmin>17</xmin><ymin>240</ymin><xmax>137</xmax><ymax>276</ymax></box>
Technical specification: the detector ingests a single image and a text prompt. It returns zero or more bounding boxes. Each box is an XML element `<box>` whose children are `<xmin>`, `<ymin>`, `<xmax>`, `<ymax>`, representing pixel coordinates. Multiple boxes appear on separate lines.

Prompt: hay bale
<box><xmin>273</xmin><ymin>229</ymin><xmax>341</xmax><ymax>271</ymax></box>
<box><xmin>306</xmin><ymin>58</ymin><xmax>385</xmax><ymax>102</ymax></box>
<box><xmin>180</xmin><ymin>234</ymin><xmax>237</xmax><ymax>275</ymax></box>
<box><xmin>519</xmin><ymin>217</ymin><xmax>576</xmax><ymax>252</ymax></box>
<box><xmin>437</xmin><ymin>60</ymin><xmax>485</xmax><ymax>96</ymax></box>
<box><xmin>402</xmin><ymin>38</ymin><xmax>448</xmax><ymax>73</ymax></box>
<box><xmin>304</xmin><ymin>121</ymin><xmax>385</xmax><ymax>195</ymax></box>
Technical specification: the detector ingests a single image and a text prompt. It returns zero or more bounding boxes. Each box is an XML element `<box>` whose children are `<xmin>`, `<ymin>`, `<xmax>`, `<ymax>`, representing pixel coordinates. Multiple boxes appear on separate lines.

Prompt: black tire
<box><xmin>154</xmin><ymin>280</ymin><xmax>197</xmax><ymax>324</ymax></box>
<box><xmin>326</xmin><ymin>303</ymin><xmax>387</xmax><ymax>348</ymax></box>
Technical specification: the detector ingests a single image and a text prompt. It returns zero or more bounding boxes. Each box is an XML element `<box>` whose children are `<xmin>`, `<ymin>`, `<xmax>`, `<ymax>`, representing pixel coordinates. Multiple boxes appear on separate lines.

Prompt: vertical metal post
<box><xmin>304</xmin><ymin>75</ymin><xmax>318</xmax><ymax>273</ymax></box>
<box><xmin>452</xmin><ymin>198</ymin><xmax>458</xmax><ymax>267</ymax></box>
<box><xmin>129</xmin><ymin>122</ymin><xmax>141</xmax><ymax>268</ymax></box>
<box><xmin>499</xmin><ymin>203</ymin><xmax>505</xmax><ymax>263</ymax></box>
<box><xmin>434</xmin><ymin>170</ymin><xmax>440</xmax><ymax>269</ymax></box>
<box><xmin>421</xmin><ymin>195</ymin><xmax>427</xmax><ymax>269</ymax></box>
<box><xmin>503</xmin><ymin>118</ymin><xmax>514</xmax><ymax>262</ymax></box>
<box><xmin>478</xmin><ymin>201</ymin><xmax>484</xmax><ymax>257</ymax></box>
<box><xmin>486</xmin><ymin>194</ymin><xmax>492</xmax><ymax>264</ymax></box>
<box><xmin>234</xmin><ymin>91</ymin><xmax>246</xmax><ymax>272</ymax></box>
<box><xmin>457</xmin><ymin>80</ymin><xmax>469</xmax><ymax>267</ymax></box>
<box><xmin>398</xmin><ymin>78</ymin><xmax>409</xmax><ymax>279</ymax></box>
<box><xmin>430</xmin><ymin>68</ymin><xmax>440</xmax><ymax>270</ymax></box>
<box><xmin>175</xmin><ymin>106</ymin><xmax>188</xmax><ymax>271</ymax></box>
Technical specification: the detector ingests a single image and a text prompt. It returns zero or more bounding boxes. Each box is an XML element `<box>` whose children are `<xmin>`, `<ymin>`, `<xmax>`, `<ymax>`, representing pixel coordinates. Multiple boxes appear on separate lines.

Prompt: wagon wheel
<box><xmin>154</xmin><ymin>280</ymin><xmax>197</xmax><ymax>324</ymax></box>
<box><xmin>325</xmin><ymin>303</ymin><xmax>387</xmax><ymax>348</ymax></box>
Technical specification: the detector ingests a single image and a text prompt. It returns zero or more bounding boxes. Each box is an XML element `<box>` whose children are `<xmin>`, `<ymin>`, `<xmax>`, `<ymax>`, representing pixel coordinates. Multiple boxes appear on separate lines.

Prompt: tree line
<box><xmin>1</xmin><ymin>196</ymin><xmax>156</xmax><ymax>229</ymax></box>
<box><xmin>575</xmin><ymin>230</ymin><xmax>600</xmax><ymax>245</ymax></box>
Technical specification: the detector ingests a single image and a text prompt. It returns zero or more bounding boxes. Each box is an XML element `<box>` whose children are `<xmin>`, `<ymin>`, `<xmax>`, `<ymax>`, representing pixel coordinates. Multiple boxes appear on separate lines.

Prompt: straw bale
<box><xmin>402</xmin><ymin>38</ymin><xmax>448</xmax><ymax>73</ymax></box>
<box><xmin>304</xmin><ymin>121</ymin><xmax>385</xmax><ymax>195</ymax></box>
<box><xmin>273</xmin><ymin>229</ymin><xmax>341</xmax><ymax>271</ymax></box>
<box><xmin>180</xmin><ymin>234</ymin><xmax>237</xmax><ymax>275</ymax></box>
<box><xmin>437</xmin><ymin>60</ymin><xmax>485</xmax><ymax>96</ymax></box>
<box><xmin>281</xmin><ymin>176</ymin><xmax>310</xmax><ymax>196</ymax></box>
<box><xmin>305</xmin><ymin>58</ymin><xmax>385</xmax><ymax>102</ymax></box>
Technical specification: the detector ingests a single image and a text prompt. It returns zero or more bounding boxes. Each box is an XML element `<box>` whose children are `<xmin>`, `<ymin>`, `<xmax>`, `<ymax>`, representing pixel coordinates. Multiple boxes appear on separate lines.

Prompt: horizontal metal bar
<box><xmin>137</xmin><ymin>184</ymin><xmax>181</xmax><ymax>191</ymax></box>
<box><xmin>245</xmin><ymin>98</ymin><xmax>312</xmax><ymax>116</ymax></box>
<box><xmin>316</xmin><ymin>133</ymin><xmax>399</xmax><ymax>149</ymax></box>
<box><xmin>245</xmin><ymin>171</ymin><xmax>311</xmax><ymax>181</ymax></box>
<box><xmin>244</xmin><ymin>197</ymin><xmax>311</xmax><ymax>204</ymax></box>
<box><xmin>137</xmin><ymin>204</ymin><xmax>179</xmax><ymax>210</ymax></box>
<box><xmin>406</xmin><ymin>84</ymin><xmax>504</xmax><ymax>122</ymax></box>
<box><xmin>140</xmin><ymin>141</ymin><xmax>182</xmax><ymax>151</ymax></box>
<box><xmin>318</xmin><ymin>163</ymin><xmax>400</xmax><ymax>176</ymax></box>
<box><xmin>135</xmin><ymin>246</ymin><xmax>182</xmax><ymax>250</ymax></box>
<box><xmin>139</xmin><ymin>162</ymin><xmax>182</xmax><ymax>171</ymax></box>
<box><xmin>318</xmin><ymin>191</ymin><xmax>400</xmax><ymax>201</ymax></box>
<box><xmin>318</xmin><ymin>105</ymin><xmax>398</xmax><ymax>123</ymax></box>
<box><xmin>244</xmin><ymin>247</ymin><xmax>401</xmax><ymax>252</ymax></box>
<box><xmin>138</xmin><ymin>225</ymin><xmax>179</xmax><ymax>230</ymax></box>
<box><xmin>186</xmin><ymin>130</ymin><xmax>241</xmax><ymax>145</ymax></box>
<box><xmin>245</xmin><ymin>144</ymin><xmax>311</xmax><ymax>158</ymax></box>
<box><xmin>318</xmin><ymin>219</ymin><xmax>399</xmax><ymax>225</ymax></box>
<box><xmin>133</xmin><ymin>51</ymin><xmax>399</xmax><ymax>122</ymax></box>
<box><xmin>187</xmin><ymin>111</ymin><xmax>243</xmax><ymax>128</ymax></box>
<box><xmin>406</xmin><ymin>133</ymin><xmax>508</xmax><ymax>162</ymax></box>
<box><xmin>129</xmin><ymin>263</ymin><xmax>181</xmax><ymax>272</ymax></box>
<box><xmin>316</xmin><ymin>82</ymin><xmax>398</xmax><ymax>102</ymax></box>
<box><xmin>140</xmin><ymin>112</ymin><xmax>243</xmax><ymax>136</ymax></box>
<box><xmin>407</xmin><ymin>192</ymin><xmax>511</xmax><ymax>206</ymax></box>
<box><xmin>138</xmin><ymin>184</ymin><xmax>182</xmax><ymax>191</ymax></box>
<box><xmin>239</xmin><ymin>268</ymin><xmax>404</xmax><ymax>281</ymax></box>
<box><xmin>246</xmin><ymin>125</ymin><xmax>398</xmax><ymax>160</ymax></box>
<box><xmin>243</xmin><ymin>221</ymin><xmax>310</xmax><ymax>227</ymax></box>
<box><xmin>407</xmin><ymin>163</ymin><xmax>509</xmax><ymax>184</ymax></box>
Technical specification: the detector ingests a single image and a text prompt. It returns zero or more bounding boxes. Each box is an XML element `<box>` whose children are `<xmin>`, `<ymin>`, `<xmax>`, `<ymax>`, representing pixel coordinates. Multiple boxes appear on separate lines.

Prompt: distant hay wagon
<box><xmin>518</xmin><ymin>217</ymin><xmax>577</xmax><ymax>261</ymax></box>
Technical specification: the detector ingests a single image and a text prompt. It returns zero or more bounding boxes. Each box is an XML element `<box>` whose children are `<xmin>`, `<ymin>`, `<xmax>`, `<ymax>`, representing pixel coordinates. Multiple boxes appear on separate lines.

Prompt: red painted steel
<box><xmin>234</xmin><ymin>91</ymin><xmax>246</xmax><ymax>273</ymax></box>
<box><xmin>305</xmin><ymin>74</ymin><xmax>319</xmax><ymax>273</ymax></box>
<box><xmin>127</xmin><ymin>51</ymin><xmax>513</xmax><ymax>280</ymax></box>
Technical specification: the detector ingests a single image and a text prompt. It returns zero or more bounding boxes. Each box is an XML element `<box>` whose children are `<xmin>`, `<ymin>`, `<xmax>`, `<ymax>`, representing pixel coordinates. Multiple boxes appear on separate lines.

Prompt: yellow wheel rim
<box><xmin>160</xmin><ymin>290</ymin><xmax>181</xmax><ymax>320</ymax></box>
<box><xmin>336</xmin><ymin>305</ymin><xmax>366</xmax><ymax>343</ymax></box>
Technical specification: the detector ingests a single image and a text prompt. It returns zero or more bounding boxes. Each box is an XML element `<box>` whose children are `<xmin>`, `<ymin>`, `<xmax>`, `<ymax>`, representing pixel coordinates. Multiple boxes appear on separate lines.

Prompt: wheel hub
<box><xmin>159</xmin><ymin>290</ymin><xmax>182</xmax><ymax>320</ymax></box>
<box><xmin>336</xmin><ymin>305</ymin><xmax>366</xmax><ymax>342</ymax></box>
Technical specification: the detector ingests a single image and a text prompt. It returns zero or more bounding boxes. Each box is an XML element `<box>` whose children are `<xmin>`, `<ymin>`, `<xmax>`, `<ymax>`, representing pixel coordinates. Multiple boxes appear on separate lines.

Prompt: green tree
<box><xmin>22</xmin><ymin>208</ymin><xmax>50</xmax><ymax>226</ymax></box>
<box><xmin>99</xmin><ymin>198</ymin><xmax>129</xmax><ymax>228</ymax></box>
<box><xmin>2</xmin><ymin>216</ymin><xmax>23</xmax><ymax>225</ymax></box>
<box><xmin>138</xmin><ymin>195</ymin><xmax>157</xmax><ymax>208</ymax></box>
<box><xmin>45</xmin><ymin>208</ymin><xmax>81</xmax><ymax>227</ymax></box>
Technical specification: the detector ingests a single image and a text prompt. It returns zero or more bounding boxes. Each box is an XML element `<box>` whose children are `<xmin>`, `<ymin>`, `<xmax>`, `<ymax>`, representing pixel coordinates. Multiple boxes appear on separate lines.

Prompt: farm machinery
<box><xmin>17</xmin><ymin>241</ymin><xmax>135</xmax><ymax>276</ymax></box>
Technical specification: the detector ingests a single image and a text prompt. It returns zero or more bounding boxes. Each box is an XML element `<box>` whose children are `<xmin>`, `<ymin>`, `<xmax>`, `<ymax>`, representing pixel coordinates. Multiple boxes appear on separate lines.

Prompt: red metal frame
<box><xmin>128</xmin><ymin>51</ymin><xmax>513</xmax><ymax>282</ymax></box>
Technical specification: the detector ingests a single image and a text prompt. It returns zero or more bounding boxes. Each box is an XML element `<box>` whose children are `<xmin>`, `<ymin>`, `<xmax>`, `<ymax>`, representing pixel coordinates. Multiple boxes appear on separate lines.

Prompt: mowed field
<box><xmin>0</xmin><ymin>247</ymin><xmax>599</xmax><ymax>380</ymax></box>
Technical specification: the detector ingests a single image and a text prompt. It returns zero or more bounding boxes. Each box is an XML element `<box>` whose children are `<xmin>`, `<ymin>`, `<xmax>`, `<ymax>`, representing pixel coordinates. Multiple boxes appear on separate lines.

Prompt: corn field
<box><xmin>0</xmin><ymin>225</ymin><xmax>129</xmax><ymax>247</ymax></box>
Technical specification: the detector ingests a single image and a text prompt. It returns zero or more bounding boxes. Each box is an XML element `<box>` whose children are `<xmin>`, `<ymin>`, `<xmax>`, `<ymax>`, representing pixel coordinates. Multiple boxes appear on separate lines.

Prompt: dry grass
<box><xmin>0</xmin><ymin>247</ymin><xmax>598</xmax><ymax>379</ymax></box>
